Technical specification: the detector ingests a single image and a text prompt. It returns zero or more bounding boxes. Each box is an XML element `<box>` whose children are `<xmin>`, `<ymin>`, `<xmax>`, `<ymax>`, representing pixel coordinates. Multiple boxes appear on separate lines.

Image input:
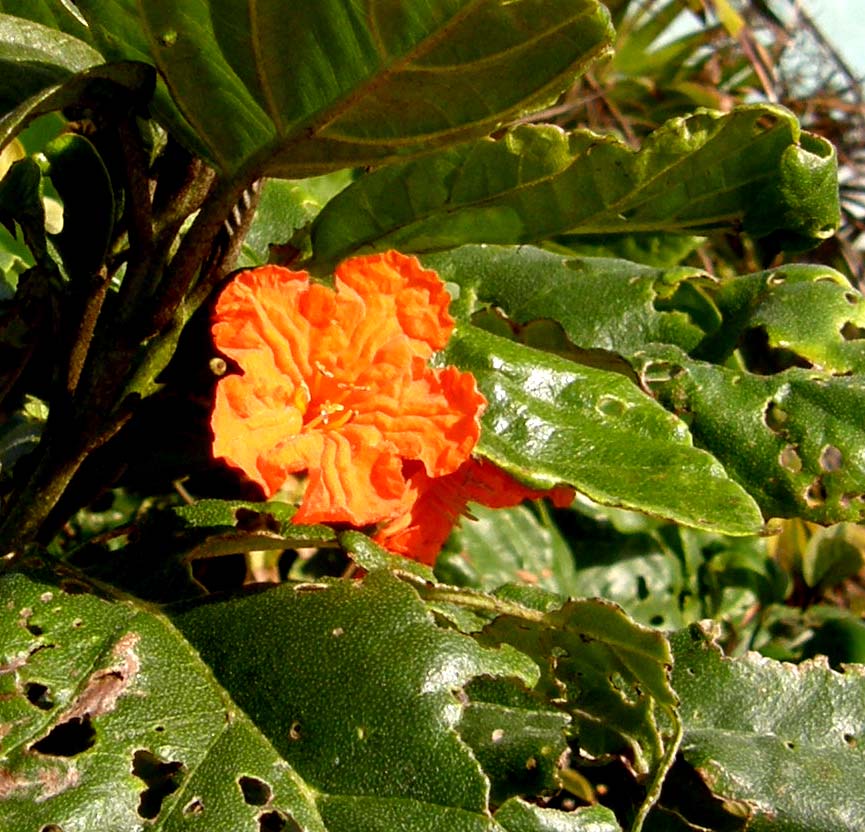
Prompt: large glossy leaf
<box><xmin>0</xmin><ymin>14</ymin><xmax>101</xmax><ymax>113</ymax></box>
<box><xmin>308</xmin><ymin>105</ymin><xmax>838</xmax><ymax>268</ymax></box>
<box><xmin>670</xmin><ymin>623</ymin><xmax>865</xmax><ymax>831</ymax></box>
<box><xmin>442</xmin><ymin>323</ymin><xmax>764</xmax><ymax>535</ymax></box>
<box><xmin>74</xmin><ymin>0</ymin><xmax>614</xmax><ymax>177</ymax></box>
<box><xmin>0</xmin><ymin>1</ymin><xmax>92</xmax><ymax>43</ymax></box>
<box><xmin>633</xmin><ymin>344</ymin><xmax>865</xmax><ymax>524</ymax></box>
<box><xmin>0</xmin><ymin>567</ymin><xmax>325</xmax><ymax>831</ymax></box>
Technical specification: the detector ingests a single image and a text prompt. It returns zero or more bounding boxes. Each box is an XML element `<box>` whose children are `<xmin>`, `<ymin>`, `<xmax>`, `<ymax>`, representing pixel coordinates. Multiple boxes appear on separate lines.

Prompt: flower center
<box><xmin>305</xmin><ymin>401</ymin><xmax>355</xmax><ymax>431</ymax></box>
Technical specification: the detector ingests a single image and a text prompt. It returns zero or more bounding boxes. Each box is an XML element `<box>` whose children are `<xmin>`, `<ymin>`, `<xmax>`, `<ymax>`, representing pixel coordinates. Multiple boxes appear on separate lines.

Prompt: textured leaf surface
<box><xmin>74</xmin><ymin>0</ymin><xmax>613</xmax><ymax>176</ymax></box>
<box><xmin>475</xmin><ymin>595</ymin><xmax>676</xmax><ymax>772</ymax></box>
<box><xmin>426</xmin><ymin>244</ymin><xmax>713</xmax><ymax>354</ymax></box>
<box><xmin>442</xmin><ymin>324</ymin><xmax>763</xmax><ymax>534</ymax></box>
<box><xmin>634</xmin><ymin>344</ymin><xmax>865</xmax><ymax>523</ymax></box>
<box><xmin>697</xmin><ymin>263</ymin><xmax>865</xmax><ymax>373</ymax></box>
<box><xmin>308</xmin><ymin>106</ymin><xmax>838</xmax><ymax>267</ymax></box>
<box><xmin>176</xmin><ymin>571</ymin><xmax>539</xmax><ymax>816</ymax></box>
<box><xmin>0</xmin><ymin>567</ymin><xmax>325</xmax><ymax>832</ymax></box>
<box><xmin>671</xmin><ymin>623</ymin><xmax>865</xmax><ymax>831</ymax></box>
<box><xmin>0</xmin><ymin>1</ymin><xmax>92</xmax><ymax>42</ymax></box>
<box><xmin>495</xmin><ymin>799</ymin><xmax>622</xmax><ymax>831</ymax></box>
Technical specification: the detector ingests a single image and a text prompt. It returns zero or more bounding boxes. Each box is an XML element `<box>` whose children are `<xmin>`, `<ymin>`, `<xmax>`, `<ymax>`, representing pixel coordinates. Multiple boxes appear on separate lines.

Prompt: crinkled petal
<box><xmin>375</xmin><ymin>458</ymin><xmax>575</xmax><ymax>564</ymax></box>
<box><xmin>335</xmin><ymin>251</ymin><xmax>454</xmax><ymax>354</ymax></box>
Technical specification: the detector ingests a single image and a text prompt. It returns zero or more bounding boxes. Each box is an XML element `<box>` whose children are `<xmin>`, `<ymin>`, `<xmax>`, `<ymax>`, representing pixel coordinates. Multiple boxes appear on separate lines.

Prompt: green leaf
<box><xmin>172</xmin><ymin>498</ymin><xmax>337</xmax><ymax>560</ymax></box>
<box><xmin>238</xmin><ymin>171</ymin><xmax>354</xmax><ymax>267</ymax></box>
<box><xmin>308</xmin><ymin>105</ymin><xmax>838</xmax><ymax>268</ymax></box>
<box><xmin>0</xmin><ymin>13</ymin><xmax>101</xmax><ymax>114</ymax></box>
<box><xmin>696</xmin><ymin>263</ymin><xmax>865</xmax><ymax>374</ymax></box>
<box><xmin>800</xmin><ymin>523</ymin><xmax>865</xmax><ymax>591</ymax></box>
<box><xmin>175</xmin><ymin>570</ymin><xmax>539</xmax><ymax>817</ymax></box>
<box><xmin>0</xmin><ymin>157</ymin><xmax>49</xmax><ymax>265</ymax></box>
<box><xmin>426</xmin><ymin>244</ymin><xmax>713</xmax><ymax>354</ymax></box>
<box><xmin>435</xmin><ymin>503</ymin><xmax>580</xmax><ymax>597</ymax></box>
<box><xmin>670</xmin><ymin>623</ymin><xmax>865</xmax><ymax>831</ymax></box>
<box><xmin>73</xmin><ymin>0</ymin><xmax>613</xmax><ymax>176</ymax></box>
<box><xmin>442</xmin><ymin>323</ymin><xmax>764</xmax><ymax>535</ymax></box>
<box><xmin>0</xmin><ymin>0</ymin><xmax>93</xmax><ymax>43</ymax></box>
<box><xmin>0</xmin><ymin>567</ymin><xmax>325</xmax><ymax>831</ymax></box>
<box><xmin>474</xmin><ymin>594</ymin><xmax>676</xmax><ymax>773</ymax></box>
<box><xmin>458</xmin><ymin>700</ymin><xmax>569</xmax><ymax>804</ymax></box>
<box><xmin>633</xmin><ymin>344</ymin><xmax>865</xmax><ymax>523</ymax></box>
<box><xmin>495</xmin><ymin>799</ymin><xmax>622</xmax><ymax>831</ymax></box>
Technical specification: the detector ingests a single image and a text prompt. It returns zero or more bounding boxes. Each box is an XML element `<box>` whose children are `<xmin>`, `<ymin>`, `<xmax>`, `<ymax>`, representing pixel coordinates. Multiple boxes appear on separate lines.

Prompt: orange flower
<box><xmin>211</xmin><ymin>251</ymin><xmax>486</xmax><ymax>527</ymax></box>
<box><xmin>374</xmin><ymin>458</ymin><xmax>576</xmax><ymax>565</ymax></box>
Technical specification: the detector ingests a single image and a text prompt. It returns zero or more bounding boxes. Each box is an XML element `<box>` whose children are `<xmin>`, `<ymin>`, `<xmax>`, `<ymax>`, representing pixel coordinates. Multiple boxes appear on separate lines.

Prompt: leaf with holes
<box><xmin>307</xmin><ymin>105</ymin><xmax>838</xmax><ymax>268</ymax></box>
<box><xmin>175</xmin><ymin>571</ymin><xmax>539</xmax><ymax>817</ymax></box>
<box><xmin>633</xmin><ymin>344</ymin><xmax>865</xmax><ymax>523</ymax></box>
<box><xmin>669</xmin><ymin>623</ymin><xmax>865</xmax><ymax>831</ymax></box>
<box><xmin>0</xmin><ymin>566</ymin><xmax>326</xmax><ymax>831</ymax></box>
<box><xmin>441</xmin><ymin>323</ymin><xmax>763</xmax><ymax>535</ymax></box>
<box><xmin>695</xmin><ymin>263</ymin><xmax>865</xmax><ymax>374</ymax></box>
<box><xmin>473</xmin><ymin>594</ymin><xmax>677</xmax><ymax>774</ymax></box>
<box><xmin>72</xmin><ymin>0</ymin><xmax>613</xmax><ymax>177</ymax></box>
<box><xmin>424</xmin><ymin>244</ymin><xmax>715</xmax><ymax>354</ymax></box>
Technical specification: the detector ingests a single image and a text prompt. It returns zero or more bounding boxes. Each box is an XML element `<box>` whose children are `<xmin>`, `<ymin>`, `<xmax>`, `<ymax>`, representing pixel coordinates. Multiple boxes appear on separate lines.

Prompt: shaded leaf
<box><xmin>0</xmin><ymin>61</ymin><xmax>156</xmax><ymax>156</ymax></box>
<box><xmin>442</xmin><ymin>323</ymin><xmax>764</xmax><ymax>535</ymax></box>
<box><xmin>75</xmin><ymin>0</ymin><xmax>614</xmax><ymax>176</ymax></box>
<box><xmin>42</xmin><ymin>133</ymin><xmax>114</xmax><ymax>279</ymax></box>
<box><xmin>671</xmin><ymin>623</ymin><xmax>865</xmax><ymax>831</ymax></box>
<box><xmin>435</xmin><ymin>503</ymin><xmax>580</xmax><ymax>596</ymax></box>
<box><xmin>308</xmin><ymin>106</ymin><xmax>838</xmax><ymax>268</ymax></box>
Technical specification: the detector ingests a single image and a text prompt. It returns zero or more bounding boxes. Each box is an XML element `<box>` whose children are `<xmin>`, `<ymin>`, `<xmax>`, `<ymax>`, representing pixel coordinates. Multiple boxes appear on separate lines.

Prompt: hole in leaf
<box><xmin>844</xmin><ymin>733</ymin><xmax>857</xmax><ymax>747</ymax></box>
<box><xmin>132</xmin><ymin>749</ymin><xmax>186</xmax><ymax>820</ymax></box>
<box><xmin>650</xmin><ymin>615</ymin><xmax>665</xmax><ymax>626</ymax></box>
<box><xmin>40</xmin><ymin>826</ymin><xmax>64</xmax><ymax>832</ymax></box>
<box><xmin>845</xmin><ymin>292</ymin><xmax>859</xmax><ymax>305</ymax></box>
<box><xmin>59</xmin><ymin>579</ymin><xmax>90</xmax><ymax>595</ymax></box>
<box><xmin>491</xmin><ymin>729</ymin><xmax>505</xmax><ymax>743</ymax></box>
<box><xmin>31</xmin><ymin>717</ymin><xmax>96</xmax><ymax>757</ymax></box>
<box><xmin>764</xmin><ymin>401</ymin><xmax>789</xmax><ymax>434</ymax></box>
<box><xmin>259</xmin><ymin>810</ymin><xmax>302</xmax><ymax>832</ymax></box>
<box><xmin>819</xmin><ymin>445</ymin><xmax>844</xmax><ymax>472</ymax></box>
<box><xmin>183</xmin><ymin>798</ymin><xmax>204</xmax><ymax>816</ymax></box>
<box><xmin>805</xmin><ymin>479</ymin><xmax>827</xmax><ymax>508</ymax></box>
<box><xmin>784</xmin><ymin>740</ymin><xmax>795</xmax><ymax>750</ymax></box>
<box><xmin>636</xmin><ymin>576</ymin><xmax>649</xmax><ymax>601</ymax></box>
<box><xmin>239</xmin><ymin>775</ymin><xmax>272</xmax><ymax>806</ymax></box>
<box><xmin>841</xmin><ymin>321</ymin><xmax>865</xmax><ymax>341</ymax></box>
<box><xmin>71</xmin><ymin>619</ymin><xmax>84</xmax><ymax>629</ymax></box>
<box><xmin>24</xmin><ymin>682</ymin><xmax>55</xmax><ymax>710</ymax></box>
<box><xmin>288</xmin><ymin>721</ymin><xmax>302</xmax><ymax>741</ymax></box>
<box><xmin>779</xmin><ymin>445</ymin><xmax>803</xmax><ymax>473</ymax></box>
